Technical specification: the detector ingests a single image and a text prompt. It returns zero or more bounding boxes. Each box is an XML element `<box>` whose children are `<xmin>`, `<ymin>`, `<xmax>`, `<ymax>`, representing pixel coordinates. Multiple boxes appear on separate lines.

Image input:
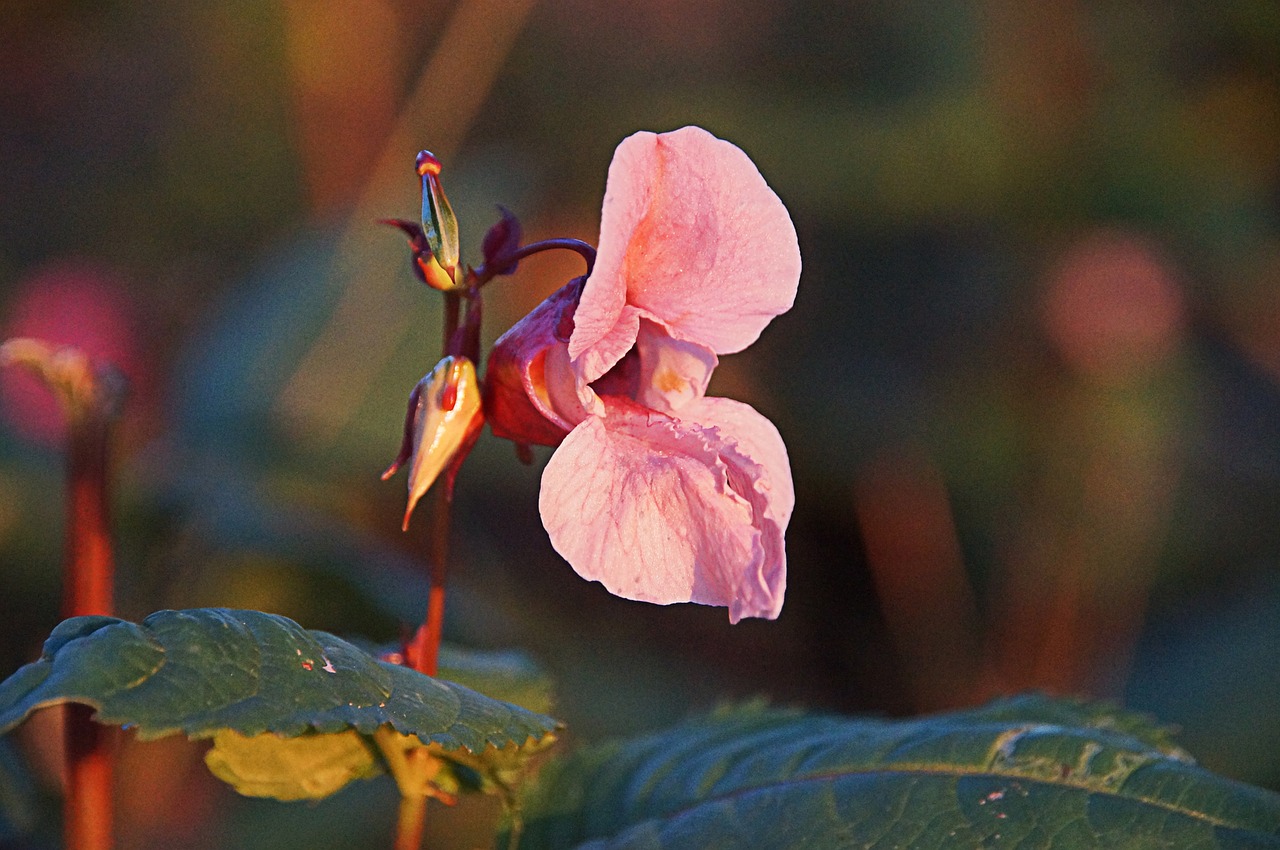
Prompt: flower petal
<box><xmin>680</xmin><ymin>397</ymin><xmax>793</xmax><ymax>622</ymax></box>
<box><xmin>574</xmin><ymin>305</ymin><xmax>642</xmax><ymax>387</ymax></box>
<box><xmin>567</xmin><ymin>131</ymin><xmax>651</xmax><ymax>379</ymax></box>
<box><xmin>633</xmin><ymin>318</ymin><xmax>718</xmax><ymax>415</ymax></box>
<box><xmin>570</xmin><ymin>126</ymin><xmax>800</xmax><ymax>370</ymax></box>
<box><xmin>682</xmin><ymin>396</ymin><xmax>794</xmax><ymax>525</ymax></box>
<box><xmin>539</xmin><ymin>398</ymin><xmax>784</xmax><ymax>620</ymax></box>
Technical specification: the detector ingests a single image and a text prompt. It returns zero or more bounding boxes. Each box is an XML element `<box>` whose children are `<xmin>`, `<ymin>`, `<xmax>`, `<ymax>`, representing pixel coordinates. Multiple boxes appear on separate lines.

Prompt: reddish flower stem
<box><xmin>403</xmin><ymin>485</ymin><xmax>453</xmax><ymax>681</ymax></box>
<box><xmin>441</xmin><ymin>291</ymin><xmax>461</xmax><ymax>356</ymax></box>
<box><xmin>509</xmin><ymin>237</ymin><xmax>596</xmax><ymax>269</ymax></box>
<box><xmin>472</xmin><ymin>237</ymin><xmax>596</xmax><ymax>288</ymax></box>
<box><xmin>64</xmin><ymin>705</ymin><xmax>113</xmax><ymax>850</ymax></box>
<box><xmin>63</xmin><ymin>385</ymin><xmax>119</xmax><ymax>850</ymax></box>
<box><xmin>418</xmin><ymin>486</ymin><xmax>453</xmax><ymax>679</ymax></box>
<box><xmin>65</xmin><ymin>406</ymin><xmax>115</xmax><ymax>618</ymax></box>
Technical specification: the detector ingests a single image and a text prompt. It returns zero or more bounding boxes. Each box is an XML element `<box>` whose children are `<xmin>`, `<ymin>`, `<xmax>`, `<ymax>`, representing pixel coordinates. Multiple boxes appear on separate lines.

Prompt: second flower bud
<box><xmin>384</xmin><ymin>355</ymin><xmax>484</xmax><ymax>530</ymax></box>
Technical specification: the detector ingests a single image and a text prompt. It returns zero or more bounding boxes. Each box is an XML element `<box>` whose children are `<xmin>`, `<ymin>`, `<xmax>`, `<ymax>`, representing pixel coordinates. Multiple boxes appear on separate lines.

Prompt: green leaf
<box><xmin>0</xmin><ymin>609</ymin><xmax>559</xmax><ymax>803</ymax></box>
<box><xmin>517</xmin><ymin>695</ymin><xmax>1280</xmax><ymax>849</ymax></box>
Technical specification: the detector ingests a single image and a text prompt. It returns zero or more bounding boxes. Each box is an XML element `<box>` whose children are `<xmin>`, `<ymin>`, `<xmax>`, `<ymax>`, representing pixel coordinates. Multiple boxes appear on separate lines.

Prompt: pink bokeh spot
<box><xmin>485</xmin><ymin>126</ymin><xmax>800</xmax><ymax>621</ymax></box>
<box><xmin>1041</xmin><ymin>230</ymin><xmax>1186</xmax><ymax>383</ymax></box>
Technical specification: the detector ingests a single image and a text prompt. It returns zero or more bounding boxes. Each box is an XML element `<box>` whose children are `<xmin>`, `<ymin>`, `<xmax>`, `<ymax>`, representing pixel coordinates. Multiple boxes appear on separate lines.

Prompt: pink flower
<box><xmin>485</xmin><ymin>127</ymin><xmax>800</xmax><ymax>622</ymax></box>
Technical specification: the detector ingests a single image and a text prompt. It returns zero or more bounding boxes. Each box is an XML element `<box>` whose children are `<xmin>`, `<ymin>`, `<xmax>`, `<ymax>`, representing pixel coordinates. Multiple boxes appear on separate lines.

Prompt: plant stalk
<box><xmin>406</xmin><ymin>472</ymin><xmax>453</xmax><ymax>678</ymax></box>
<box><xmin>64</xmin><ymin>704</ymin><xmax>113</xmax><ymax>850</ymax></box>
<box><xmin>64</xmin><ymin>381</ymin><xmax>119</xmax><ymax>850</ymax></box>
<box><xmin>394</xmin><ymin>786</ymin><xmax>428</xmax><ymax>850</ymax></box>
<box><xmin>396</xmin><ymin>476</ymin><xmax>453</xmax><ymax>850</ymax></box>
<box><xmin>65</xmin><ymin>406</ymin><xmax>115</xmax><ymax>618</ymax></box>
<box><xmin>394</xmin><ymin>272</ymin><xmax>467</xmax><ymax>850</ymax></box>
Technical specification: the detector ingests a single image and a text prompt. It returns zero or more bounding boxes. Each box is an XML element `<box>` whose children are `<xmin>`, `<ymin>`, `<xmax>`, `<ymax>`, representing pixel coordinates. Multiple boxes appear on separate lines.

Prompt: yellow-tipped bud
<box><xmin>398</xmin><ymin>355</ymin><xmax>483</xmax><ymax>530</ymax></box>
<box><xmin>416</xmin><ymin>150</ymin><xmax>461</xmax><ymax>282</ymax></box>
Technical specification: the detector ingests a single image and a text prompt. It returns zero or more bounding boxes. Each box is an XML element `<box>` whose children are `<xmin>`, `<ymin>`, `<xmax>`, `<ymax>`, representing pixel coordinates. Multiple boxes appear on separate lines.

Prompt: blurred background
<box><xmin>2</xmin><ymin>0</ymin><xmax>1279</xmax><ymax>846</ymax></box>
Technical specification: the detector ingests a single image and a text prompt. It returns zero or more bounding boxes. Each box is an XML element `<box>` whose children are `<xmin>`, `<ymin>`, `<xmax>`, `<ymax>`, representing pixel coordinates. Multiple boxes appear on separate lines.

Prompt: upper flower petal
<box><xmin>538</xmin><ymin>396</ymin><xmax>785</xmax><ymax>621</ymax></box>
<box><xmin>569</xmin><ymin>126</ymin><xmax>800</xmax><ymax>381</ymax></box>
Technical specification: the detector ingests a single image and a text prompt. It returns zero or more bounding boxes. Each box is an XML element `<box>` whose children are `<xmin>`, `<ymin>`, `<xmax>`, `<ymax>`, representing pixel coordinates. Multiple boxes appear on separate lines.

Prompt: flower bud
<box><xmin>0</xmin><ymin>337</ymin><xmax>124</xmax><ymax>423</ymax></box>
<box><xmin>384</xmin><ymin>355</ymin><xmax>483</xmax><ymax>530</ymax></box>
<box><xmin>416</xmin><ymin>151</ymin><xmax>461</xmax><ymax>283</ymax></box>
<box><xmin>483</xmin><ymin>279</ymin><xmax>588</xmax><ymax>448</ymax></box>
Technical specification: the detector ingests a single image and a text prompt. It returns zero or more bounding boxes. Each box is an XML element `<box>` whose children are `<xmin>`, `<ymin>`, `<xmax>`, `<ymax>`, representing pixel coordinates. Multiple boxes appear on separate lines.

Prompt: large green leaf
<box><xmin>517</xmin><ymin>696</ymin><xmax>1280</xmax><ymax>849</ymax></box>
<box><xmin>0</xmin><ymin>609</ymin><xmax>559</xmax><ymax>803</ymax></box>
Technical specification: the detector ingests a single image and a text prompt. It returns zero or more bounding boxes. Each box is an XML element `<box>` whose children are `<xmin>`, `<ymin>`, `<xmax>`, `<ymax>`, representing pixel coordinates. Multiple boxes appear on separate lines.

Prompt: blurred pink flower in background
<box><xmin>486</xmin><ymin>127</ymin><xmax>800</xmax><ymax>622</ymax></box>
<box><xmin>1</xmin><ymin>260</ymin><xmax>145</xmax><ymax>444</ymax></box>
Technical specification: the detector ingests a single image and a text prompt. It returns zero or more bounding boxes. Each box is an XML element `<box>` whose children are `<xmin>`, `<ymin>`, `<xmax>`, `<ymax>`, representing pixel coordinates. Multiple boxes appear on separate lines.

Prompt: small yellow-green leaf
<box><xmin>205</xmin><ymin>729</ymin><xmax>381</xmax><ymax>801</ymax></box>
